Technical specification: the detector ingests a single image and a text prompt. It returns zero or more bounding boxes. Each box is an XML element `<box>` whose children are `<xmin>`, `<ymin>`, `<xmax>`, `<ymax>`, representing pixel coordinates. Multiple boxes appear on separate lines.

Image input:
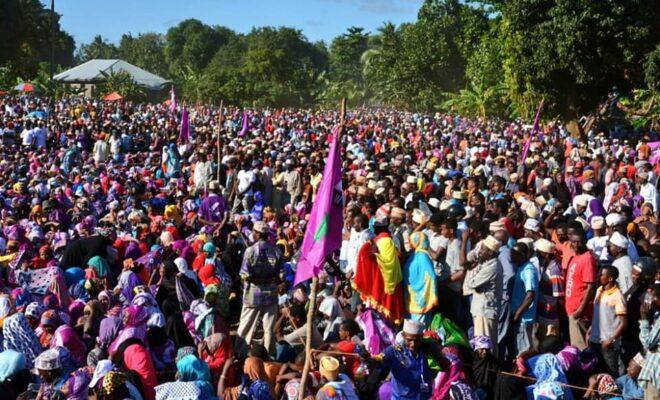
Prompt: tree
<box><xmin>95</xmin><ymin>70</ymin><xmax>145</xmax><ymax>101</ymax></box>
<box><xmin>499</xmin><ymin>0</ymin><xmax>660</xmax><ymax>118</ymax></box>
<box><xmin>165</xmin><ymin>19</ymin><xmax>229</xmax><ymax>75</ymax></box>
<box><xmin>76</xmin><ymin>35</ymin><xmax>118</xmax><ymax>63</ymax></box>
<box><xmin>0</xmin><ymin>0</ymin><xmax>74</xmax><ymax>79</ymax></box>
<box><xmin>118</xmin><ymin>33</ymin><xmax>168</xmax><ymax>77</ymax></box>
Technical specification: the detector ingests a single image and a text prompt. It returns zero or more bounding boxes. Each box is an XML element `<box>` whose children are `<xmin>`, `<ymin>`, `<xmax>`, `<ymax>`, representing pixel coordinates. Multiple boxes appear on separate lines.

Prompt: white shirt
<box><xmin>33</xmin><ymin>127</ymin><xmax>47</xmax><ymax>148</ymax></box>
<box><xmin>612</xmin><ymin>255</ymin><xmax>634</xmax><ymax>294</ymax></box>
<box><xmin>93</xmin><ymin>140</ymin><xmax>108</xmax><ymax>163</ymax></box>
<box><xmin>639</xmin><ymin>182</ymin><xmax>658</xmax><ymax>212</ymax></box>
<box><xmin>587</xmin><ymin>235</ymin><xmax>609</xmax><ymax>261</ymax></box>
<box><xmin>237</xmin><ymin>170</ymin><xmax>256</xmax><ymax>195</ymax></box>
<box><xmin>346</xmin><ymin>228</ymin><xmax>372</xmax><ymax>275</ymax></box>
<box><xmin>20</xmin><ymin>128</ymin><xmax>34</xmax><ymax>146</ymax></box>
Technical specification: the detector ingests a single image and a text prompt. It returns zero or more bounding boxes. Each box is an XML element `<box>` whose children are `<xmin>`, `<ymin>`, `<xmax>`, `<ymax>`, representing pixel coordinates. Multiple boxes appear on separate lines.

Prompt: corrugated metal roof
<box><xmin>54</xmin><ymin>59</ymin><xmax>169</xmax><ymax>90</ymax></box>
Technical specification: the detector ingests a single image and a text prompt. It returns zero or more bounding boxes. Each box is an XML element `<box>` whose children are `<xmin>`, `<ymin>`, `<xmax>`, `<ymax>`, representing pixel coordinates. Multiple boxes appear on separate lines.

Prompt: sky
<box><xmin>41</xmin><ymin>0</ymin><xmax>424</xmax><ymax>47</ymax></box>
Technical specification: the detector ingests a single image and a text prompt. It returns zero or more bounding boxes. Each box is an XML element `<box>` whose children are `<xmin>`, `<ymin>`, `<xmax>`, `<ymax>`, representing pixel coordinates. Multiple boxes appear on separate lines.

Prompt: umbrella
<box><xmin>27</xmin><ymin>110</ymin><xmax>47</xmax><ymax>119</ymax></box>
<box><xmin>14</xmin><ymin>83</ymin><xmax>38</xmax><ymax>92</ymax></box>
<box><xmin>103</xmin><ymin>91</ymin><xmax>123</xmax><ymax>101</ymax></box>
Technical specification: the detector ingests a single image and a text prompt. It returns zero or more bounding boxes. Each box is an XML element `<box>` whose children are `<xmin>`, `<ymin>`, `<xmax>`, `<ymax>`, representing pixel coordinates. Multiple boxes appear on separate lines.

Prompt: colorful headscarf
<box><xmin>596</xmin><ymin>373</ymin><xmax>619</xmax><ymax>396</ymax></box>
<box><xmin>177</xmin><ymin>354</ymin><xmax>212</xmax><ymax>383</ymax></box>
<box><xmin>101</xmin><ymin>371</ymin><xmax>127</xmax><ymax>396</ymax></box>
<box><xmin>469</xmin><ymin>336</ymin><xmax>493</xmax><ymax>352</ymax></box>
<box><xmin>403</xmin><ymin>232</ymin><xmax>437</xmax><ymax>317</ymax></box>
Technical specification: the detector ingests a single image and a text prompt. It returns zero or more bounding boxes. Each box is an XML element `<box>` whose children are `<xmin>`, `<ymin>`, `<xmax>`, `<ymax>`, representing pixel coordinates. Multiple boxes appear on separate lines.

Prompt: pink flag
<box><xmin>520</xmin><ymin>99</ymin><xmax>545</xmax><ymax>164</ymax></box>
<box><xmin>294</xmin><ymin>129</ymin><xmax>343</xmax><ymax>285</ymax></box>
<box><xmin>169</xmin><ymin>86</ymin><xmax>177</xmax><ymax>113</ymax></box>
<box><xmin>238</xmin><ymin>110</ymin><xmax>249</xmax><ymax>136</ymax></box>
<box><xmin>178</xmin><ymin>107</ymin><xmax>189</xmax><ymax>143</ymax></box>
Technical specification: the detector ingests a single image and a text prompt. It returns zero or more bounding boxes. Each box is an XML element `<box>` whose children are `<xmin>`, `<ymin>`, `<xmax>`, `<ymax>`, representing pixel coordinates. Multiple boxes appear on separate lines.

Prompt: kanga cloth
<box><xmin>353</xmin><ymin>233</ymin><xmax>405</xmax><ymax>324</ymax></box>
<box><xmin>428</xmin><ymin>313</ymin><xmax>470</xmax><ymax>349</ymax></box>
<box><xmin>155</xmin><ymin>381</ymin><xmax>215</xmax><ymax>400</ymax></box>
<box><xmin>15</xmin><ymin>266</ymin><xmax>61</xmax><ymax>295</ymax></box>
<box><xmin>403</xmin><ymin>232</ymin><xmax>438</xmax><ymax>317</ymax></box>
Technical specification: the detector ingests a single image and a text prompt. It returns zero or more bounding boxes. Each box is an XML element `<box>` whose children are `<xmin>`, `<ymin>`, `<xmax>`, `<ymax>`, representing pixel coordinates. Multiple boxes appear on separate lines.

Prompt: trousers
<box><xmin>236</xmin><ymin>303</ymin><xmax>278</xmax><ymax>356</ymax></box>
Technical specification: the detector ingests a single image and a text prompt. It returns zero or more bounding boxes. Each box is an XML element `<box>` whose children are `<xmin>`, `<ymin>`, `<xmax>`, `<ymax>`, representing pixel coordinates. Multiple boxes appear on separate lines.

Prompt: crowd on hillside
<box><xmin>0</xmin><ymin>95</ymin><xmax>657</xmax><ymax>400</ymax></box>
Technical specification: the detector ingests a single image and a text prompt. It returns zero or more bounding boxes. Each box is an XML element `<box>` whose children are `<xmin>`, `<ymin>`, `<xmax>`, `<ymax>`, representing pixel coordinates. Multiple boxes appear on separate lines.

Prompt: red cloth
<box><xmin>352</xmin><ymin>234</ymin><xmax>405</xmax><ymax>325</ymax></box>
<box><xmin>124</xmin><ymin>343</ymin><xmax>158</xmax><ymax>400</ymax></box>
<box><xmin>199</xmin><ymin>263</ymin><xmax>220</xmax><ymax>286</ymax></box>
<box><xmin>336</xmin><ymin>340</ymin><xmax>359</xmax><ymax>376</ymax></box>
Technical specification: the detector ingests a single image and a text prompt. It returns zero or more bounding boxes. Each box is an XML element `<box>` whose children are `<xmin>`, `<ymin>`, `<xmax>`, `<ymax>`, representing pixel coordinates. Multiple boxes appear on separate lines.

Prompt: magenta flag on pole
<box><xmin>169</xmin><ymin>86</ymin><xmax>177</xmax><ymax>113</ymax></box>
<box><xmin>238</xmin><ymin>110</ymin><xmax>249</xmax><ymax>136</ymax></box>
<box><xmin>520</xmin><ymin>99</ymin><xmax>544</xmax><ymax>164</ymax></box>
<box><xmin>294</xmin><ymin>129</ymin><xmax>343</xmax><ymax>285</ymax></box>
<box><xmin>178</xmin><ymin>107</ymin><xmax>189</xmax><ymax>143</ymax></box>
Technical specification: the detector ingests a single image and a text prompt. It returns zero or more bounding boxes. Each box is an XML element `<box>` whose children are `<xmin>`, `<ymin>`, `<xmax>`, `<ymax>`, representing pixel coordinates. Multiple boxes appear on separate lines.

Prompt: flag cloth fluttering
<box><xmin>294</xmin><ymin>128</ymin><xmax>343</xmax><ymax>285</ymax></box>
<box><xmin>238</xmin><ymin>110</ymin><xmax>249</xmax><ymax>136</ymax></box>
<box><xmin>520</xmin><ymin>99</ymin><xmax>545</xmax><ymax>164</ymax></box>
<box><xmin>178</xmin><ymin>107</ymin><xmax>189</xmax><ymax>143</ymax></box>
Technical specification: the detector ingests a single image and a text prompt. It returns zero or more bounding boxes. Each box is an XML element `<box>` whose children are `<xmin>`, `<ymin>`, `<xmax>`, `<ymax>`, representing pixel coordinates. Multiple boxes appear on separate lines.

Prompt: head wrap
<box><xmin>470</xmin><ymin>336</ymin><xmax>493</xmax><ymax>352</ymax></box>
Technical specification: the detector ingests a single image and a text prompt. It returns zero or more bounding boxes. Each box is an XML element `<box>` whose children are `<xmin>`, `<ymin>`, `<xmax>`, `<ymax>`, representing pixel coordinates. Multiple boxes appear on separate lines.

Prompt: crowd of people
<box><xmin>0</xmin><ymin>94</ymin><xmax>657</xmax><ymax>400</ymax></box>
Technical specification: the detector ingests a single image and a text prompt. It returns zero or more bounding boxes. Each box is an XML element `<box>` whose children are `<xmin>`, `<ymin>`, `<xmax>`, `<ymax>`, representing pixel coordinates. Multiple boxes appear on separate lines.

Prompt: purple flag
<box><xmin>169</xmin><ymin>86</ymin><xmax>177</xmax><ymax>113</ymax></box>
<box><xmin>294</xmin><ymin>128</ymin><xmax>343</xmax><ymax>285</ymax></box>
<box><xmin>178</xmin><ymin>107</ymin><xmax>189</xmax><ymax>143</ymax></box>
<box><xmin>238</xmin><ymin>110</ymin><xmax>249</xmax><ymax>137</ymax></box>
<box><xmin>520</xmin><ymin>99</ymin><xmax>544</xmax><ymax>164</ymax></box>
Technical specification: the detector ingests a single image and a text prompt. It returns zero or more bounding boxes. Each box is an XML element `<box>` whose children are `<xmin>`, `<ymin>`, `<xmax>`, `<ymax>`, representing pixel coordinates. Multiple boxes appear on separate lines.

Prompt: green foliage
<box><xmin>118</xmin><ymin>33</ymin><xmax>168</xmax><ymax>77</ymax></box>
<box><xmin>95</xmin><ymin>70</ymin><xmax>145</xmax><ymax>102</ymax></box>
<box><xmin>500</xmin><ymin>0</ymin><xmax>658</xmax><ymax>118</ymax></box>
<box><xmin>4</xmin><ymin>0</ymin><xmax>659</xmax><ymax>122</ymax></box>
<box><xmin>0</xmin><ymin>0</ymin><xmax>74</xmax><ymax>81</ymax></box>
<box><xmin>76</xmin><ymin>35</ymin><xmax>118</xmax><ymax>63</ymax></box>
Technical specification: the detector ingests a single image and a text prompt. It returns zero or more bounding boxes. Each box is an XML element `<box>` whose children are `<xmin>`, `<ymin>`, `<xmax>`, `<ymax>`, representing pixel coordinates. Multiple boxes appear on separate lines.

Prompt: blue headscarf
<box><xmin>403</xmin><ymin>232</ymin><xmax>438</xmax><ymax>322</ymax></box>
<box><xmin>177</xmin><ymin>354</ymin><xmax>212</xmax><ymax>383</ymax></box>
<box><xmin>0</xmin><ymin>350</ymin><xmax>26</xmax><ymax>382</ymax></box>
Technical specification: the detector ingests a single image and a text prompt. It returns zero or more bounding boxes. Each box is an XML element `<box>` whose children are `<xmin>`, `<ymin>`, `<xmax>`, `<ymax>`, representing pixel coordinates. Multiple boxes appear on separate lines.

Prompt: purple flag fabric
<box><xmin>293</xmin><ymin>129</ymin><xmax>343</xmax><ymax>285</ymax></box>
<box><xmin>178</xmin><ymin>107</ymin><xmax>189</xmax><ymax>143</ymax></box>
<box><xmin>520</xmin><ymin>99</ymin><xmax>545</xmax><ymax>163</ymax></box>
<box><xmin>238</xmin><ymin>110</ymin><xmax>249</xmax><ymax>137</ymax></box>
<box><xmin>169</xmin><ymin>86</ymin><xmax>177</xmax><ymax>113</ymax></box>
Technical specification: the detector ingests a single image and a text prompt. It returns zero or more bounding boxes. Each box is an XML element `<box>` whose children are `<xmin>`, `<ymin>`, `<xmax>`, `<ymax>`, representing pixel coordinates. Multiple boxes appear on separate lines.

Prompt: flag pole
<box><xmin>298</xmin><ymin>98</ymin><xmax>346</xmax><ymax>400</ymax></box>
<box><xmin>217</xmin><ymin>100</ymin><xmax>224</xmax><ymax>182</ymax></box>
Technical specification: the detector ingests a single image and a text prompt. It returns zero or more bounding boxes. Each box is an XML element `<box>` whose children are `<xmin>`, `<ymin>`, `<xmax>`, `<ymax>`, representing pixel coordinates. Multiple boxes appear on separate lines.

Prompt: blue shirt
<box><xmin>615</xmin><ymin>374</ymin><xmax>643</xmax><ymax>400</ymax></box>
<box><xmin>381</xmin><ymin>345</ymin><xmax>434</xmax><ymax>400</ymax></box>
<box><xmin>511</xmin><ymin>262</ymin><xmax>539</xmax><ymax>323</ymax></box>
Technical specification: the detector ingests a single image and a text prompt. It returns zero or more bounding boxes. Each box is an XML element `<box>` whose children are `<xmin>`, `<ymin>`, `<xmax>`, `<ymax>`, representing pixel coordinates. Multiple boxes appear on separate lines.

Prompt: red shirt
<box><xmin>565</xmin><ymin>251</ymin><xmax>597</xmax><ymax>318</ymax></box>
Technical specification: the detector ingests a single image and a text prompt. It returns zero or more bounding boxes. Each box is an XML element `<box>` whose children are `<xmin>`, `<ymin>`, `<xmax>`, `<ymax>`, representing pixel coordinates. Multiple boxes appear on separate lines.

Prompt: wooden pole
<box><xmin>217</xmin><ymin>100</ymin><xmax>224</xmax><ymax>182</ymax></box>
<box><xmin>298</xmin><ymin>98</ymin><xmax>346</xmax><ymax>400</ymax></box>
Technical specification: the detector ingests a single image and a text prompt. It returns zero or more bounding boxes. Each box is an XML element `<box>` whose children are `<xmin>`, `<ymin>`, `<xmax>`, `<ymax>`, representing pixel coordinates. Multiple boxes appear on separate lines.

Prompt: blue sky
<box><xmin>42</xmin><ymin>0</ymin><xmax>423</xmax><ymax>47</ymax></box>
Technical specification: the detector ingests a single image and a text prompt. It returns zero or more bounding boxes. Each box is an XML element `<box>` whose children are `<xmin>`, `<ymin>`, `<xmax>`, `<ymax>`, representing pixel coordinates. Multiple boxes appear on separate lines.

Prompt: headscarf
<box><xmin>526</xmin><ymin>354</ymin><xmax>570</xmax><ymax>400</ymax></box>
<box><xmin>198</xmin><ymin>263</ymin><xmax>220</xmax><ymax>286</ymax></box>
<box><xmin>469</xmin><ymin>336</ymin><xmax>493</xmax><ymax>352</ymax></box>
<box><xmin>175</xmin><ymin>257</ymin><xmax>198</xmax><ymax>282</ymax></box>
<box><xmin>0</xmin><ymin>349</ymin><xmax>26</xmax><ymax>382</ymax></box>
<box><xmin>52</xmin><ymin>324</ymin><xmax>87</xmax><ymax>365</ymax></box>
<box><xmin>25</xmin><ymin>301</ymin><xmax>44</xmax><ymax>321</ymax></box>
<box><xmin>318</xmin><ymin>296</ymin><xmax>345</xmax><ymax>341</ymax></box>
<box><xmin>65</xmin><ymin>367</ymin><xmax>92</xmax><ymax>400</ymax></box>
<box><xmin>0</xmin><ymin>295</ymin><xmax>12</xmax><ymax>327</ymax></box>
<box><xmin>124</xmin><ymin>304</ymin><xmax>150</xmax><ymax>327</ymax></box>
<box><xmin>108</xmin><ymin>305</ymin><xmax>149</xmax><ymax>353</ymax></box>
<box><xmin>2</xmin><ymin>313</ymin><xmax>42</xmax><ymax>368</ymax></box>
<box><xmin>97</xmin><ymin>316</ymin><xmax>121</xmax><ymax>351</ymax></box>
<box><xmin>49</xmin><ymin>274</ymin><xmax>73</xmax><ymax>309</ymax></box>
<box><xmin>64</xmin><ymin>267</ymin><xmax>86</xmax><ymax>287</ymax></box>
<box><xmin>87</xmin><ymin>255</ymin><xmax>110</xmax><ymax>278</ymax></box>
<box><xmin>177</xmin><ymin>354</ymin><xmax>212</xmax><ymax>383</ymax></box>
<box><xmin>101</xmin><ymin>371</ymin><xmax>127</xmax><ymax>396</ymax></box>
<box><xmin>403</xmin><ymin>232</ymin><xmax>438</xmax><ymax>317</ymax></box>
<box><xmin>243</xmin><ymin>356</ymin><xmax>268</xmax><ymax>381</ymax></box>
<box><xmin>596</xmin><ymin>373</ymin><xmax>619</xmax><ymax>396</ymax></box>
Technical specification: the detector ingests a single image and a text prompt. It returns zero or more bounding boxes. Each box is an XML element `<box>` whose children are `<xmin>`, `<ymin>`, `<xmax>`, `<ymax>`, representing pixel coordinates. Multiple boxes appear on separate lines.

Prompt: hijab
<box><xmin>2</xmin><ymin>313</ymin><xmax>42</xmax><ymax>368</ymax></box>
<box><xmin>318</xmin><ymin>296</ymin><xmax>345</xmax><ymax>341</ymax></box>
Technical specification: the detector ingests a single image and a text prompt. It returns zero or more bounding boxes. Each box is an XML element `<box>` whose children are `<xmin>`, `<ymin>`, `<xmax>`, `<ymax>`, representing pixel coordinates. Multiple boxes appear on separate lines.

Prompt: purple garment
<box><xmin>66</xmin><ymin>368</ymin><xmax>92</xmax><ymax>400</ymax></box>
<box><xmin>356</xmin><ymin>308</ymin><xmax>396</xmax><ymax>355</ymax></box>
<box><xmin>119</xmin><ymin>271</ymin><xmax>142</xmax><ymax>303</ymax></box>
<box><xmin>198</xmin><ymin>193</ymin><xmax>227</xmax><ymax>223</ymax></box>
<box><xmin>124</xmin><ymin>241</ymin><xmax>142</xmax><ymax>261</ymax></box>
<box><xmin>378</xmin><ymin>381</ymin><xmax>393</xmax><ymax>400</ymax></box>
<box><xmin>97</xmin><ymin>316</ymin><xmax>121</xmax><ymax>351</ymax></box>
<box><xmin>587</xmin><ymin>198</ymin><xmax>606</xmax><ymax>222</ymax></box>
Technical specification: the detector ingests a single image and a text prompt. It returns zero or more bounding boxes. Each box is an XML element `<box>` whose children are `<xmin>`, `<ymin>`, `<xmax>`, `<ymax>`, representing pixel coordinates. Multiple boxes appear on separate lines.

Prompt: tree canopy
<box><xmin>1</xmin><ymin>0</ymin><xmax>659</xmax><ymax>121</ymax></box>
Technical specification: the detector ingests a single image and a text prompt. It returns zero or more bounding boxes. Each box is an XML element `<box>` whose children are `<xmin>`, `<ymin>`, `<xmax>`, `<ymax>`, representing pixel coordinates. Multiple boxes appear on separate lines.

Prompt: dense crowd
<box><xmin>0</xmin><ymin>95</ymin><xmax>658</xmax><ymax>400</ymax></box>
